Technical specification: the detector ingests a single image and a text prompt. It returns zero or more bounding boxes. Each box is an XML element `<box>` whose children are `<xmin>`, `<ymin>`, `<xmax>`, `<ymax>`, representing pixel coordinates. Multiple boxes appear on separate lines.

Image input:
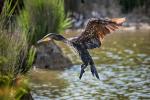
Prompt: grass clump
<box><xmin>0</xmin><ymin>0</ymin><xmax>34</xmax><ymax>99</ymax></box>
<box><xmin>18</xmin><ymin>0</ymin><xmax>71</xmax><ymax>45</ymax></box>
<box><xmin>0</xmin><ymin>0</ymin><xmax>71</xmax><ymax>99</ymax></box>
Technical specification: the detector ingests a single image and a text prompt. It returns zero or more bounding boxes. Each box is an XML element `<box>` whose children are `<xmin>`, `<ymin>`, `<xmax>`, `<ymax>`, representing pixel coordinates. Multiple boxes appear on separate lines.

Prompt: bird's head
<box><xmin>37</xmin><ymin>33</ymin><xmax>66</xmax><ymax>44</ymax></box>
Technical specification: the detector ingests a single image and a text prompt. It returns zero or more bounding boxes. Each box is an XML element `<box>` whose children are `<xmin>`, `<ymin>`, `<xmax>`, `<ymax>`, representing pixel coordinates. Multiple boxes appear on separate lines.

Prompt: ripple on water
<box><xmin>62</xmin><ymin>64</ymin><xmax>149</xmax><ymax>99</ymax></box>
<box><xmin>31</xmin><ymin>64</ymin><xmax>150</xmax><ymax>100</ymax></box>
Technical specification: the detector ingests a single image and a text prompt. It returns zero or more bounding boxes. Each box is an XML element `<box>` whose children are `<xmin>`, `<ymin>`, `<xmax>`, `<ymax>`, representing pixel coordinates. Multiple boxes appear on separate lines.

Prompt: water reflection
<box><xmin>30</xmin><ymin>30</ymin><xmax>150</xmax><ymax>100</ymax></box>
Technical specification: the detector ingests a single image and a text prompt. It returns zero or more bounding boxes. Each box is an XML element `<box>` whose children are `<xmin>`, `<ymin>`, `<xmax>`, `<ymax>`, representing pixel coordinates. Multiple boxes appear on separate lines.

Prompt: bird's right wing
<box><xmin>73</xmin><ymin>18</ymin><xmax>126</xmax><ymax>49</ymax></box>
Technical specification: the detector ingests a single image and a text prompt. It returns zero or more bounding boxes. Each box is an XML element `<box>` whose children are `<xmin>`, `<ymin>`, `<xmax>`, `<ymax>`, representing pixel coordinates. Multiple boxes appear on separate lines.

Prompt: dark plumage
<box><xmin>37</xmin><ymin>17</ymin><xmax>126</xmax><ymax>79</ymax></box>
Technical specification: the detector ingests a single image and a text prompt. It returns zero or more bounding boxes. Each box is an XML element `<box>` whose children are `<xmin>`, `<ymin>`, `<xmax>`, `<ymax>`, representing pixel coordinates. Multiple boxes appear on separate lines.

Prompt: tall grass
<box><xmin>0</xmin><ymin>0</ymin><xmax>71</xmax><ymax>99</ymax></box>
<box><xmin>0</xmin><ymin>0</ymin><xmax>18</xmax><ymax>30</ymax></box>
<box><xmin>0</xmin><ymin>0</ymin><xmax>35</xmax><ymax>99</ymax></box>
<box><xmin>0</xmin><ymin>31</ymin><xmax>27</xmax><ymax>76</ymax></box>
<box><xmin>18</xmin><ymin>0</ymin><xmax>71</xmax><ymax>45</ymax></box>
<box><xmin>0</xmin><ymin>20</ymin><xmax>29</xmax><ymax>100</ymax></box>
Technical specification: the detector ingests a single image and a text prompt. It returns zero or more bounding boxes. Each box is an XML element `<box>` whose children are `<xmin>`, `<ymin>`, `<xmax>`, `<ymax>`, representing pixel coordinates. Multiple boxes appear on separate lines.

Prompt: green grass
<box><xmin>0</xmin><ymin>0</ymin><xmax>71</xmax><ymax>99</ymax></box>
<box><xmin>18</xmin><ymin>0</ymin><xmax>71</xmax><ymax>45</ymax></box>
<box><xmin>0</xmin><ymin>0</ymin><xmax>35</xmax><ymax>99</ymax></box>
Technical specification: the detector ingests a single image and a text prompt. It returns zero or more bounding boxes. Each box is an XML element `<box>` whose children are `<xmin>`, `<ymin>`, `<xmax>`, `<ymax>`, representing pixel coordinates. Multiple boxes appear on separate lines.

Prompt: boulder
<box><xmin>34</xmin><ymin>41</ymin><xmax>72</xmax><ymax>69</ymax></box>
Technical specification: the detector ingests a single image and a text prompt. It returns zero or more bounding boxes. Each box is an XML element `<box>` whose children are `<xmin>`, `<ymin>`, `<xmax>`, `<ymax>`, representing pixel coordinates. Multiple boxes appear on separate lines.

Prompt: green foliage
<box><xmin>0</xmin><ymin>28</ymin><xmax>29</xmax><ymax>100</ymax></box>
<box><xmin>0</xmin><ymin>0</ymin><xmax>28</xmax><ymax>76</ymax></box>
<box><xmin>15</xmin><ymin>87</ymin><xmax>28</xmax><ymax>100</ymax></box>
<box><xmin>0</xmin><ymin>30</ymin><xmax>27</xmax><ymax>100</ymax></box>
<box><xmin>0</xmin><ymin>0</ymin><xmax>36</xmax><ymax>75</ymax></box>
<box><xmin>0</xmin><ymin>0</ymin><xmax>34</xmax><ymax>99</ymax></box>
<box><xmin>18</xmin><ymin>0</ymin><xmax>71</xmax><ymax>45</ymax></box>
<box><xmin>0</xmin><ymin>32</ymin><xmax>26</xmax><ymax>75</ymax></box>
<box><xmin>26</xmin><ymin>46</ymin><xmax>36</xmax><ymax>73</ymax></box>
<box><xmin>0</xmin><ymin>0</ymin><xmax>71</xmax><ymax>99</ymax></box>
<box><xmin>0</xmin><ymin>0</ymin><xmax>18</xmax><ymax>29</ymax></box>
<box><xmin>0</xmin><ymin>75</ymin><xmax>28</xmax><ymax>100</ymax></box>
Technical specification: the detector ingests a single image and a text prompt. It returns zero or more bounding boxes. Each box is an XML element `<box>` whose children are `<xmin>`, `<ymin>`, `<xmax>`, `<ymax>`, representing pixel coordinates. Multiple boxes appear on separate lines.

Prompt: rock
<box><xmin>34</xmin><ymin>41</ymin><xmax>72</xmax><ymax>69</ymax></box>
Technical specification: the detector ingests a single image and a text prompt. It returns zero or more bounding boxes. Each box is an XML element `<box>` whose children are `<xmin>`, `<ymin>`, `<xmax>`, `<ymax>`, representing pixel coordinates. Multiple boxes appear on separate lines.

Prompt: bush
<box><xmin>18</xmin><ymin>0</ymin><xmax>71</xmax><ymax>45</ymax></box>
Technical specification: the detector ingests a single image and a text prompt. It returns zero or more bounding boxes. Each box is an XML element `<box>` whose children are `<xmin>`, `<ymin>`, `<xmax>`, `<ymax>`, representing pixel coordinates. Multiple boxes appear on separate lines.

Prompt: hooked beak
<box><xmin>37</xmin><ymin>37</ymin><xmax>51</xmax><ymax>44</ymax></box>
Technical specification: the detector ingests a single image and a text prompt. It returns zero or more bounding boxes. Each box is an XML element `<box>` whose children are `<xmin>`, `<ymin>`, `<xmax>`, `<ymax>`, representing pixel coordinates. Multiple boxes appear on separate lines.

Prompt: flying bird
<box><xmin>37</xmin><ymin>17</ymin><xmax>126</xmax><ymax>79</ymax></box>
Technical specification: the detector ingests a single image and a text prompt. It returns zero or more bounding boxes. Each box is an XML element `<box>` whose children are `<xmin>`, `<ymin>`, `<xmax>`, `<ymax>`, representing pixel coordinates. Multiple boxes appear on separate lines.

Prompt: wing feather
<box><xmin>72</xmin><ymin>17</ymin><xmax>126</xmax><ymax>49</ymax></box>
<box><xmin>111</xmin><ymin>17</ymin><xmax>126</xmax><ymax>24</ymax></box>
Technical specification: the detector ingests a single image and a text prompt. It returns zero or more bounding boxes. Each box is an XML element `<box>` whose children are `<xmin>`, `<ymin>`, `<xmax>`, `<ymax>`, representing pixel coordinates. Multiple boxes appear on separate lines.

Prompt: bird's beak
<box><xmin>37</xmin><ymin>37</ymin><xmax>51</xmax><ymax>44</ymax></box>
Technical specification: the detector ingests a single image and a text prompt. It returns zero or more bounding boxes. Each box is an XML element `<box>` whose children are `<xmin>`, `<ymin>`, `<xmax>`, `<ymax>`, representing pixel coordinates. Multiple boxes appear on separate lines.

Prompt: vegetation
<box><xmin>0</xmin><ymin>0</ymin><xmax>71</xmax><ymax>99</ymax></box>
<box><xmin>0</xmin><ymin>0</ymin><xmax>34</xmax><ymax>99</ymax></box>
<box><xmin>18</xmin><ymin>0</ymin><xmax>71</xmax><ymax>45</ymax></box>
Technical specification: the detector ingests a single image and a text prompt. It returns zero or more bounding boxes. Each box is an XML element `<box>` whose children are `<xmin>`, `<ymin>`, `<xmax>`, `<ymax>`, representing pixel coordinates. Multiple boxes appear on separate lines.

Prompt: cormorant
<box><xmin>37</xmin><ymin>17</ymin><xmax>126</xmax><ymax>79</ymax></box>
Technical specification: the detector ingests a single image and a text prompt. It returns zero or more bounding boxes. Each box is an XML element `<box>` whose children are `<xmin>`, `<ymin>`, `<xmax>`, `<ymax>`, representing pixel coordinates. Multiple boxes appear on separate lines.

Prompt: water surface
<box><xmin>30</xmin><ymin>30</ymin><xmax>150</xmax><ymax>100</ymax></box>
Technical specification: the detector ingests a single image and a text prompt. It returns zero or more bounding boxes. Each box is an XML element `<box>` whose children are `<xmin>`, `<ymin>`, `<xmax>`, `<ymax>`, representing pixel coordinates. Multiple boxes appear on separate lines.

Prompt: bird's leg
<box><xmin>90</xmin><ymin>65</ymin><xmax>100</xmax><ymax>79</ymax></box>
<box><xmin>90</xmin><ymin>61</ymin><xmax>100</xmax><ymax>80</ymax></box>
<box><xmin>89</xmin><ymin>60</ymin><xmax>95</xmax><ymax>76</ymax></box>
<box><xmin>90</xmin><ymin>65</ymin><xmax>95</xmax><ymax>76</ymax></box>
<box><xmin>79</xmin><ymin>64</ymin><xmax>87</xmax><ymax>79</ymax></box>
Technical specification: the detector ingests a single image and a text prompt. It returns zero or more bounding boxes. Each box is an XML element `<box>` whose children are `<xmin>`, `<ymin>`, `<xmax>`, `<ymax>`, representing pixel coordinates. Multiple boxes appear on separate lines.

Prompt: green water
<box><xmin>30</xmin><ymin>30</ymin><xmax>150</xmax><ymax>100</ymax></box>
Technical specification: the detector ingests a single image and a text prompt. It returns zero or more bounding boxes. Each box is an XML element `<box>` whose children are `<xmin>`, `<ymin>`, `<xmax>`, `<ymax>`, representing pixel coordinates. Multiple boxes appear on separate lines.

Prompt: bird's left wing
<box><xmin>74</xmin><ymin>18</ymin><xmax>126</xmax><ymax>49</ymax></box>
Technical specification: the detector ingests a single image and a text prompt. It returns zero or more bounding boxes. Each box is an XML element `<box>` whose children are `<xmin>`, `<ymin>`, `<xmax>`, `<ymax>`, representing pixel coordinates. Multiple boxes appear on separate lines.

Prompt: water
<box><xmin>30</xmin><ymin>30</ymin><xmax>150</xmax><ymax>100</ymax></box>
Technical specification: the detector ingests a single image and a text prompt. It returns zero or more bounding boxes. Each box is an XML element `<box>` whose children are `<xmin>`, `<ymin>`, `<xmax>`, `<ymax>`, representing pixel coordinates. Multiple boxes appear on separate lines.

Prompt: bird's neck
<box><xmin>59</xmin><ymin>37</ymin><xmax>68</xmax><ymax>44</ymax></box>
<box><xmin>62</xmin><ymin>38</ymin><xmax>73</xmax><ymax>46</ymax></box>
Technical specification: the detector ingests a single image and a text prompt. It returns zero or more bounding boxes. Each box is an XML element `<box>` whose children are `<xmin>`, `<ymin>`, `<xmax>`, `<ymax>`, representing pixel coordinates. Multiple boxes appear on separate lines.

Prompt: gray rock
<box><xmin>34</xmin><ymin>41</ymin><xmax>72</xmax><ymax>69</ymax></box>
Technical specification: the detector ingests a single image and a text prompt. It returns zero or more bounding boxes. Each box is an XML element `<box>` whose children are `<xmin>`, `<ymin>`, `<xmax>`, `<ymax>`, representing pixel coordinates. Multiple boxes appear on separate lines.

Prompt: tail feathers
<box><xmin>90</xmin><ymin>65</ymin><xmax>100</xmax><ymax>80</ymax></box>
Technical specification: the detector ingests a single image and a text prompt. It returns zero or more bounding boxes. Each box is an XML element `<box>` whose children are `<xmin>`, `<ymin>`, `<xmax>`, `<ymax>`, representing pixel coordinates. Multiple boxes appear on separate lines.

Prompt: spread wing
<box><xmin>74</xmin><ymin>17</ymin><xmax>126</xmax><ymax>49</ymax></box>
